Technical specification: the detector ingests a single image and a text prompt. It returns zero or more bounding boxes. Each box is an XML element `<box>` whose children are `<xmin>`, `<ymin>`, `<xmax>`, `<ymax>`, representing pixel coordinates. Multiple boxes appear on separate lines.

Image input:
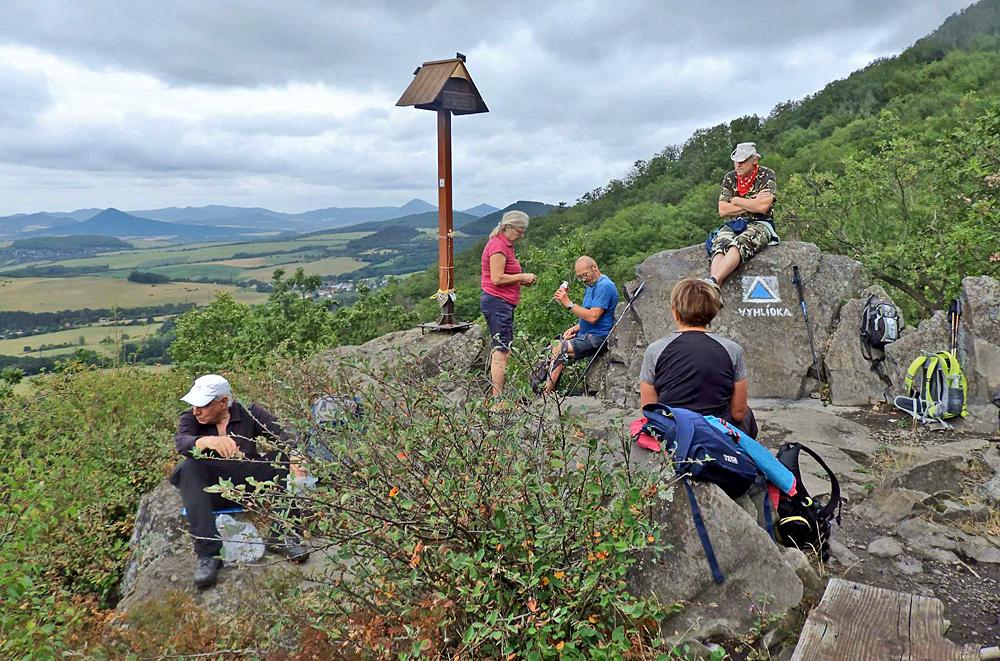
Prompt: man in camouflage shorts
<box><xmin>707</xmin><ymin>142</ymin><xmax>779</xmax><ymax>286</ymax></box>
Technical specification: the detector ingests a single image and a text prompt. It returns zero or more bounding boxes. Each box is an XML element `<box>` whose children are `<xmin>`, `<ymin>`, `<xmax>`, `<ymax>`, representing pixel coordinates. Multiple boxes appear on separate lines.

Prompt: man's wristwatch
<box><xmin>566</xmin><ymin>302</ymin><xmax>575</xmax><ymax>310</ymax></box>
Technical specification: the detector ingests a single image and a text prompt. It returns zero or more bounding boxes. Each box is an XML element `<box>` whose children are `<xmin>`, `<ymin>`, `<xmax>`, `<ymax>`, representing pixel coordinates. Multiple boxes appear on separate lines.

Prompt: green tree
<box><xmin>170</xmin><ymin>268</ymin><xmax>417</xmax><ymax>370</ymax></box>
<box><xmin>781</xmin><ymin>106</ymin><xmax>999</xmax><ymax>317</ymax></box>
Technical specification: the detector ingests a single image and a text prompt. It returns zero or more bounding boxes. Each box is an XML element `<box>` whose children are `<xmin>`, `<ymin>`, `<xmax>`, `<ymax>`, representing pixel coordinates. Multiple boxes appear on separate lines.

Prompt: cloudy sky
<box><xmin>0</xmin><ymin>0</ymin><xmax>976</xmax><ymax>216</ymax></box>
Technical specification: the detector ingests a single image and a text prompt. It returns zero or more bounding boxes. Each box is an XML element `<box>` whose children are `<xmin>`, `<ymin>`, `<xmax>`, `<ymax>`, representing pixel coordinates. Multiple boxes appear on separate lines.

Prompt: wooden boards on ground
<box><xmin>792</xmin><ymin>578</ymin><xmax>980</xmax><ymax>661</ymax></box>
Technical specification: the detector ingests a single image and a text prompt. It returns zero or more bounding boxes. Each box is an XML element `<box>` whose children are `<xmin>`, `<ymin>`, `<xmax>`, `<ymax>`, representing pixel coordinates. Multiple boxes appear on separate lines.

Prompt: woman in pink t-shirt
<box><xmin>480</xmin><ymin>210</ymin><xmax>537</xmax><ymax>396</ymax></box>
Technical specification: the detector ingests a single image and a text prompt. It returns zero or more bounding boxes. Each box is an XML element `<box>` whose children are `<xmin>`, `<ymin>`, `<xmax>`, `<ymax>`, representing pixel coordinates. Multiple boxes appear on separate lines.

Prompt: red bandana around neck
<box><xmin>735</xmin><ymin>163</ymin><xmax>759</xmax><ymax>197</ymax></box>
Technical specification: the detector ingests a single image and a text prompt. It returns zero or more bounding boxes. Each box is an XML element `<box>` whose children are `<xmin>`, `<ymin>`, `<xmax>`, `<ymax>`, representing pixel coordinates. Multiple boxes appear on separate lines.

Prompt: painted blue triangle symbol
<box><xmin>748</xmin><ymin>281</ymin><xmax>773</xmax><ymax>300</ymax></box>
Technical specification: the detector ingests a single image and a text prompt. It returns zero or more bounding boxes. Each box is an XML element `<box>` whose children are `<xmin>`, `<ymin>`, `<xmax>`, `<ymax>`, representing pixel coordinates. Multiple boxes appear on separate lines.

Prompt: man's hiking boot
<box><xmin>268</xmin><ymin>534</ymin><xmax>310</xmax><ymax>563</ymax></box>
<box><xmin>193</xmin><ymin>555</ymin><xmax>222</xmax><ymax>588</ymax></box>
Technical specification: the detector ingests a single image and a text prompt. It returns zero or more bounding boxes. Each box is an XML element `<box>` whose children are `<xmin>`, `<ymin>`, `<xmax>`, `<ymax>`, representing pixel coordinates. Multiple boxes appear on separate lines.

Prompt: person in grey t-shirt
<box><xmin>639</xmin><ymin>278</ymin><xmax>758</xmax><ymax>437</ymax></box>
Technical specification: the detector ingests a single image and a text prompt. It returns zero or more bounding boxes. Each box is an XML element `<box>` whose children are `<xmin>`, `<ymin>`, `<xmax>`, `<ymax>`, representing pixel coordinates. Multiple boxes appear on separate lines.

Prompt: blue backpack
<box><xmin>640</xmin><ymin>404</ymin><xmax>791</xmax><ymax>584</ymax></box>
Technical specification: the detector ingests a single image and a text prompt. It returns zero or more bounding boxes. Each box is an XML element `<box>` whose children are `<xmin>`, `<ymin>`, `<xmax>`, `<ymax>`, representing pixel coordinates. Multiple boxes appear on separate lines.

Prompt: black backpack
<box><xmin>773</xmin><ymin>443</ymin><xmax>842</xmax><ymax>561</ymax></box>
<box><xmin>859</xmin><ymin>294</ymin><xmax>903</xmax><ymax>385</ymax></box>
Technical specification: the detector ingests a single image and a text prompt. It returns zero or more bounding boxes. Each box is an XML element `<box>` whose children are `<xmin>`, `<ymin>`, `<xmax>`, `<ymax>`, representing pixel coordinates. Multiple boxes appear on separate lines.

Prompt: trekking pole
<box><xmin>948</xmin><ymin>298</ymin><xmax>960</xmax><ymax>357</ymax></box>
<box><xmin>568</xmin><ymin>280</ymin><xmax>645</xmax><ymax>395</ymax></box>
<box><xmin>791</xmin><ymin>265</ymin><xmax>826</xmax><ymax>388</ymax></box>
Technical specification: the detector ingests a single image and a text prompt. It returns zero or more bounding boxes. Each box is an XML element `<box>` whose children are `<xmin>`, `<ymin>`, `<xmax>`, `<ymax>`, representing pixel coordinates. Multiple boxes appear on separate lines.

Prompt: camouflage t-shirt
<box><xmin>719</xmin><ymin>165</ymin><xmax>777</xmax><ymax>225</ymax></box>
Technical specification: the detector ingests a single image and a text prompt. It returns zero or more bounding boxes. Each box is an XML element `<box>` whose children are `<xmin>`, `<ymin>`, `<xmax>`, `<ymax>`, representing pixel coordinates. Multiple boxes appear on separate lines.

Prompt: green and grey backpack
<box><xmin>893</xmin><ymin>350</ymin><xmax>968</xmax><ymax>427</ymax></box>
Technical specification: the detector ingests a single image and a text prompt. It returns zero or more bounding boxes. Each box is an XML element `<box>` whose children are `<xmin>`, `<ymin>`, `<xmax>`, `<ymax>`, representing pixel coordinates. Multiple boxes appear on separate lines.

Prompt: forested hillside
<box><xmin>393</xmin><ymin>0</ymin><xmax>1000</xmax><ymax>328</ymax></box>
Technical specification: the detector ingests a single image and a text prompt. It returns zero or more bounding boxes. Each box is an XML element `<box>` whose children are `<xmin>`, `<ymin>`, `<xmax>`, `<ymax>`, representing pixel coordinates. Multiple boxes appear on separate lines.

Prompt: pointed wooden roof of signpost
<box><xmin>396</xmin><ymin>57</ymin><xmax>488</xmax><ymax>115</ymax></box>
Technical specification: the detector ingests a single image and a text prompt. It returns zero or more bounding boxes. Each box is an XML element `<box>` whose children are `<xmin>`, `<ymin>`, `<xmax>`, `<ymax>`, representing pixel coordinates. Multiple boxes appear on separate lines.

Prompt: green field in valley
<box><xmin>1</xmin><ymin>232</ymin><xmax>371</xmax><ymax>273</ymax></box>
<box><xmin>243</xmin><ymin>255</ymin><xmax>367</xmax><ymax>279</ymax></box>
<box><xmin>0</xmin><ymin>322</ymin><xmax>163</xmax><ymax>357</ymax></box>
<box><xmin>0</xmin><ymin>276</ymin><xmax>267</xmax><ymax>312</ymax></box>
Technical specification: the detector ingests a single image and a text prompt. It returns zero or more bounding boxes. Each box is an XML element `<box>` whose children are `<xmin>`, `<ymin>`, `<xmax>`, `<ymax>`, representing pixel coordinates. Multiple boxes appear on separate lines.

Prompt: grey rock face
<box><xmin>627</xmin><ymin>448</ymin><xmax>803</xmax><ymax>643</ymax></box>
<box><xmin>118</xmin><ymin>479</ymin><xmax>322</xmax><ymax>613</ymax></box>
<box><xmin>894</xmin><ymin>556</ymin><xmax>924</xmax><ymax>575</ymax></box>
<box><xmin>867</xmin><ymin>536</ymin><xmax>903</xmax><ymax>558</ymax></box>
<box><xmin>828</xmin><ymin>538</ymin><xmax>860</xmax><ymax>566</ymax></box>
<box><xmin>826</xmin><ymin>285</ymin><xmax>900</xmax><ymax>406</ymax></box>
<box><xmin>594</xmin><ymin>241</ymin><xmax>865</xmax><ymax>405</ymax></box>
<box><xmin>894</xmin><ymin>516</ymin><xmax>1000</xmax><ymax>566</ymax></box>
<box><xmin>962</xmin><ymin>275</ymin><xmax>1000</xmax><ymax>401</ymax></box>
<box><xmin>317</xmin><ymin>324</ymin><xmax>485</xmax><ymax>389</ymax></box>
<box><xmin>885</xmin><ymin>455</ymin><xmax>968</xmax><ymax>495</ymax></box>
<box><xmin>563</xmin><ymin>402</ymin><xmax>806</xmax><ymax>643</ymax></box>
<box><xmin>854</xmin><ymin>486</ymin><xmax>932</xmax><ymax>526</ymax></box>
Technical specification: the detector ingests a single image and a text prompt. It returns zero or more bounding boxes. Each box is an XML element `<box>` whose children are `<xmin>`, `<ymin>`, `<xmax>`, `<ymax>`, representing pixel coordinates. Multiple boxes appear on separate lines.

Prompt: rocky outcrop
<box><xmin>825</xmin><ymin>285</ymin><xmax>899</xmax><ymax>406</ymax></box>
<box><xmin>592</xmin><ymin>242</ymin><xmax>1000</xmax><ymax>424</ymax></box>
<box><xmin>561</xmin><ymin>397</ymin><xmax>806</xmax><ymax>643</ymax></box>
<box><xmin>594</xmin><ymin>241</ymin><xmax>866</xmax><ymax>406</ymax></box>
<box><xmin>316</xmin><ymin>324</ymin><xmax>484</xmax><ymax>389</ymax></box>
<box><xmin>882</xmin><ymin>279</ymin><xmax>1000</xmax><ymax>432</ymax></box>
<box><xmin>118</xmin><ymin>478</ymin><xmax>328</xmax><ymax>614</ymax></box>
<box><xmin>962</xmin><ymin>275</ymin><xmax>1000</xmax><ymax>402</ymax></box>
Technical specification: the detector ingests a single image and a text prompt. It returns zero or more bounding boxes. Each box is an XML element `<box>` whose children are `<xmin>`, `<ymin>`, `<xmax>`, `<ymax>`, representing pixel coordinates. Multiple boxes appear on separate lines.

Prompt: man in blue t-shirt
<box><xmin>543</xmin><ymin>256</ymin><xmax>619</xmax><ymax>393</ymax></box>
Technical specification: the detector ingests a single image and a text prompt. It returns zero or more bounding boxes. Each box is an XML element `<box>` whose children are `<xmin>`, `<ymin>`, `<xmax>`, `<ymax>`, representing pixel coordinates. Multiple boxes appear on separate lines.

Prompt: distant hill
<box><xmin>129</xmin><ymin>198</ymin><xmax>440</xmax><ymax>231</ymax></box>
<box><xmin>343</xmin><ymin>210</ymin><xmax>479</xmax><ymax>233</ymax></box>
<box><xmin>345</xmin><ymin>225</ymin><xmax>420</xmax><ymax>252</ymax></box>
<box><xmin>459</xmin><ymin>201</ymin><xmax>556</xmax><ymax>237</ymax></box>
<box><xmin>1</xmin><ymin>199</ymin><xmax>505</xmax><ymax>236</ymax></box>
<box><xmin>460</xmin><ymin>203</ymin><xmax>500</xmax><ymax>217</ymax></box>
<box><xmin>0</xmin><ymin>212</ymin><xmax>77</xmax><ymax>238</ymax></box>
<box><xmin>24</xmin><ymin>208</ymin><xmax>252</xmax><ymax>241</ymax></box>
<box><xmin>284</xmin><ymin>198</ymin><xmax>437</xmax><ymax>227</ymax></box>
<box><xmin>129</xmin><ymin>205</ymin><xmax>285</xmax><ymax>223</ymax></box>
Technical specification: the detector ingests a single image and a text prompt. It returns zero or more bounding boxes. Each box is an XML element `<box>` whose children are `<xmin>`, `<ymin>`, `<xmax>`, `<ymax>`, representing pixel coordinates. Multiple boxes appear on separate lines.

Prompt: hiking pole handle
<box><xmin>792</xmin><ymin>265</ymin><xmax>805</xmax><ymax>302</ymax></box>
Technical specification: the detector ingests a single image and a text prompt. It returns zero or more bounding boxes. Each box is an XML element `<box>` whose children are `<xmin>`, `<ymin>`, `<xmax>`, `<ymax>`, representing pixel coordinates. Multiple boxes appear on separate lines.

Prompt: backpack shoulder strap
<box><xmin>903</xmin><ymin>354</ymin><xmax>928</xmax><ymax>391</ymax></box>
<box><xmin>683</xmin><ymin>481</ymin><xmax>724</xmax><ymax>585</ymax></box>
<box><xmin>795</xmin><ymin>444</ymin><xmax>842</xmax><ymax>522</ymax></box>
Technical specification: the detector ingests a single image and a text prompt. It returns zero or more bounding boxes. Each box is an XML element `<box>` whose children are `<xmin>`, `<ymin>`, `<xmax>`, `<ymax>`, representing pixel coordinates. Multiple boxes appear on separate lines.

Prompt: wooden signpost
<box><xmin>397</xmin><ymin>54</ymin><xmax>488</xmax><ymax>330</ymax></box>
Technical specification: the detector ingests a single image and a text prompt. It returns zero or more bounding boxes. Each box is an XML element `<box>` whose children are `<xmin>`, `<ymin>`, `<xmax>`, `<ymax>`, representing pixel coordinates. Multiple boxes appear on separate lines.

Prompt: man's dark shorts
<box><xmin>569</xmin><ymin>333</ymin><xmax>607</xmax><ymax>359</ymax></box>
<box><xmin>481</xmin><ymin>293</ymin><xmax>515</xmax><ymax>352</ymax></box>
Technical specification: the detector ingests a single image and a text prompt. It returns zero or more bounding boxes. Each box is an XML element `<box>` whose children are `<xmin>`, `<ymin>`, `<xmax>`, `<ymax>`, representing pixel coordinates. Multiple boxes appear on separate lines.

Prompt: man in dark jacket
<box><xmin>172</xmin><ymin>374</ymin><xmax>308</xmax><ymax>588</ymax></box>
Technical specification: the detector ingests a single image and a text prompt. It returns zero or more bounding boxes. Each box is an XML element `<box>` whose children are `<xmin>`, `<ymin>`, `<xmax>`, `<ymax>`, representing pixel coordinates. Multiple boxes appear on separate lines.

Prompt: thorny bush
<box><xmin>221</xmin><ymin>356</ymin><xmax>680</xmax><ymax>659</ymax></box>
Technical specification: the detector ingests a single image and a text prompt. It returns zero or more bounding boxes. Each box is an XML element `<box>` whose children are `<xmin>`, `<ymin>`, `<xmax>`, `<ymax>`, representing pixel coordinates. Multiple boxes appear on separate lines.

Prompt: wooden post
<box><xmin>436</xmin><ymin>109</ymin><xmax>455</xmax><ymax>325</ymax></box>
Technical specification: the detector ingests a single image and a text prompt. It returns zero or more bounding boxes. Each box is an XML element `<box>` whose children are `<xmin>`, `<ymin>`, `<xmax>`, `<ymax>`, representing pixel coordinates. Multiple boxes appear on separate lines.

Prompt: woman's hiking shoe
<box><xmin>193</xmin><ymin>556</ymin><xmax>223</xmax><ymax>588</ymax></box>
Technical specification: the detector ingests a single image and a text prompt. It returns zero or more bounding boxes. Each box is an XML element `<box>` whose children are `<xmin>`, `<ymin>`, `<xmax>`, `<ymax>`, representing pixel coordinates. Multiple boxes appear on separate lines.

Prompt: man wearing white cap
<box><xmin>707</xmin><ymin>142</ymin><xmax>779</xmax><ymax>286</ymax></box>
<box><xmin>171</xmin><ymin>374</ymin><xmax>308</xmax><ymax>588</ymax></box>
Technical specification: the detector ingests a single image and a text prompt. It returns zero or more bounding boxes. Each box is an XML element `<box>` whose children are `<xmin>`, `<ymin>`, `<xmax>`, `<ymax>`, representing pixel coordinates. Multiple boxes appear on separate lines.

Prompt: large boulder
<box><xmin>883</xmin><ymin>277</ymin><xmax>1000</xmax><ymax>431</ymax></box>
<box><xmin>118</xmin><ymin>478</ymin><xmax>329</xmax><ymax>614</ymax></box>
<box><xmin>594</xmin><ymin>242</ymin><xmax>865</xmax><ymax>407</ymax></box>
<box><xmin>563</xmin><ymin>398</ymin><xmax>806</xmax><ymax>643</ymax></box>
<box><xmin>627</xmin><ymin>446</ymin><xmax>804</xmax><ymax>642</ymax></box>
<box><xmin>962</xmin><ymin>275</ymin><xmax>1000</xmax><ymax>402</ymax></box>
<box><xmin>316</xmin><ymin>324</ymin><xmax>484</xmax><ymax>388</ymax></box>
<box><xmin>825</xmin><ymin>285</ymin><xmax>901</xmax><ymax>406</ymax></box>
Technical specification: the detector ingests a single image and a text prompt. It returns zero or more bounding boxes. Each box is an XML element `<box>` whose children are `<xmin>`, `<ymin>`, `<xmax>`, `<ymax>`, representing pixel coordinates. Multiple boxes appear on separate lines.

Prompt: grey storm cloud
<box><xmin>0</xmin><ymin>0</ymin><xmax>978</xmax><ymax>214</ymax></box>
<box><xmin>0</xmin><ymin>64</ymin><xmax>51</xmax><ymax>127</ymax></box>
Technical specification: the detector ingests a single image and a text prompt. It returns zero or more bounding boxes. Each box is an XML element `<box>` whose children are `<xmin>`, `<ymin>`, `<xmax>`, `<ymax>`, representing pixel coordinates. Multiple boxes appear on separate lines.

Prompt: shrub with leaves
<box><xmin>220</xmin><ymin>357</ymin><xmax>678</xmax><ymax>659</ymax></box>
<box><xmin>0</xmin><ymin>365</ymin><xmax>190</xmax><ymax>657</ymax></box>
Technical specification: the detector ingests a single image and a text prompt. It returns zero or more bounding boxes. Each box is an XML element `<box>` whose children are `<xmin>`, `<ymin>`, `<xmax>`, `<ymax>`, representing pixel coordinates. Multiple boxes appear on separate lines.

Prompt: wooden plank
<box><xmin>792</xmin><ymin>578</ymin><xmax>979</xmax><ymax>661</ymax></box>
